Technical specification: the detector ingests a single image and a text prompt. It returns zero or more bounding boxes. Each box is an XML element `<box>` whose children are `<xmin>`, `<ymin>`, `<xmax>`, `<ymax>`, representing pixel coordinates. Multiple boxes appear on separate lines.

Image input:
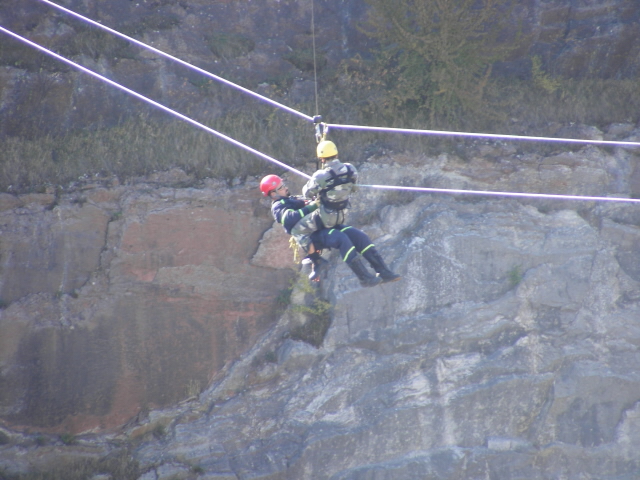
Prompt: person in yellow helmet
<box><xmin>291</xmin><ymin>140</ymin><xmax>356</xmax><ymax>242</ymax></box>
<box><xmin>290</xmin><ymin>140</ymin><xmax>401</xmax><ymax>285</ymax></box>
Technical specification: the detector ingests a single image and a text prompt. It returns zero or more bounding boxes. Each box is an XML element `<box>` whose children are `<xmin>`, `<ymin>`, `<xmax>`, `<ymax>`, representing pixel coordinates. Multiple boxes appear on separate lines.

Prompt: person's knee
<box><xmin>330</xmin><ymin>230</ymin><xmax>356</xmax><ymax>256</ymax></box>
<box><xmin>342</xmin><ymin>226</ymin><xmax>370</xmax><ymax>247</ymax></box>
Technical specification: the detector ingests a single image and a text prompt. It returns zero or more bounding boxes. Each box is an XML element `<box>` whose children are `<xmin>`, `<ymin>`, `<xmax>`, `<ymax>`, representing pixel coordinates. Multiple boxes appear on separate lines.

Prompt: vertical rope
<box><xmin>311</xmin><ymin>0</ymin><xmax>320</xmax><ymax>116</ymax></box>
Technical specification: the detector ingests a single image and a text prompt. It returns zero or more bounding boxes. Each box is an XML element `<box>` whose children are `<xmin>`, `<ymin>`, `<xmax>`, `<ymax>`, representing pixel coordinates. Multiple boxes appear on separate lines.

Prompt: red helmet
<box><xmin>260</xmin><ymin>174</ymin><xmax>283</xmax><ymax>196</ymax></box>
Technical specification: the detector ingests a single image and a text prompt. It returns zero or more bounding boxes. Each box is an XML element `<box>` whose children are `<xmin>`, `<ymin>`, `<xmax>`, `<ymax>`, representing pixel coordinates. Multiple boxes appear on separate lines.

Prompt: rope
<box><xmin>36</xmin><ymin>0</ymin><xmax>314</xmax><ymax>123</ymax></box>
<box><xmin>289</xmin><ymin>236</ymin><xmax>302</xmax><ymax>264</ymax></box>
<box><xmin>358</xmin><ymin>184</ymin><xmax>640</xmax><ymax>204</ymax></box>
<box><xmin>0</xmin><ymin>26</ymin><xmax>311</xmax><ymax>180</ymax></box>
<box><xmin>36</xmin><ymin>0</ymin><xmax>640</xmax><ymax>150</ymax></box>
<box><xmin>327</xmin><ymin>123</ymin><xmax>640</xmax><ymax>149</ymax></box>
<box><xmin>310</xmin><ymin>0</ymin><xmax>320</xmax><ymax>116</ymax></box>
<box><xmin>3</xmin><ymin>24</ymin><xmax>640</xmax><ymax>205</ymax></box>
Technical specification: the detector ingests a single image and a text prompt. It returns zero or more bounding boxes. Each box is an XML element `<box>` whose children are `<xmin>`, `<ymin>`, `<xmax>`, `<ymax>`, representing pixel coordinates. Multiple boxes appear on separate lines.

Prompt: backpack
<box><xmin>319</xmin><ymin>164</ymin><xmax>356</xmax><ymax>210</ymax></box>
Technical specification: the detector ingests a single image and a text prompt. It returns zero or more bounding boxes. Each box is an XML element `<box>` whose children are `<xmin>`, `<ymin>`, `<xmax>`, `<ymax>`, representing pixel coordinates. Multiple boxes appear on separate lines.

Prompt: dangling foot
<box><xmin>308</xmin><ymin>254</ymin><xmax>329</xmax><ymax>282</ymax></box>
<box><xmin>363</xmin><ymin>248</ymin><xmax>402</xmax><ymax>284</ymax></box>
<box><xmin>377</xmin><ymin>271</ymin><xmax>402</xmax><ymax>283</ymax></box>
<box><xmin>347</xmin><ymin>257</ymin><xmax>382</xmax><ymax>287</ymax></box>
<box><xmin>360</xmin><ymin>275</ymin><xmax>383</xmax><ymax>288</ymax></box>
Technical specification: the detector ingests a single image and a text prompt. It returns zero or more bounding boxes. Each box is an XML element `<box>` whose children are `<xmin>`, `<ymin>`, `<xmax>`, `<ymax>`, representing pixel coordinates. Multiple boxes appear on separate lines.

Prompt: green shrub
<box><xmin>531</xmin><ymin>56</ymin><xmax>561</xmax><ymax>94</ymax></box>
<box><xmin>361</xmin><ymin>0</ymin><xmax>519</xmax><ymax>127</ymax></box>
<box><xmin>276</xmin><ymin>286</ymin><xmax>294</xmax><ymax>308</ymax></box>
<box><xmin>289</xmin><ymin>299</ymin><xmax>333</xmax><ymax>347</ymax></box>
<box><xmin>59</xmin><ymin>433</ymin><xmax>77</xmax><ymax>445</ymax></box>
<box><xmin>508</xmin><ymin>264</ymin><xmax>523</xmax><ymax>289</ymax></box>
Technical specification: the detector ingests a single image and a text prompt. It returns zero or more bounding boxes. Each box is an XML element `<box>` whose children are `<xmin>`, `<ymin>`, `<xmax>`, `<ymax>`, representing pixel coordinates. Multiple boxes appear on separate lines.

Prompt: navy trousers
<box><xmin>310</xmin><ymin>225</ymin><xmax>375</xmax><ymax>263</ymax></box>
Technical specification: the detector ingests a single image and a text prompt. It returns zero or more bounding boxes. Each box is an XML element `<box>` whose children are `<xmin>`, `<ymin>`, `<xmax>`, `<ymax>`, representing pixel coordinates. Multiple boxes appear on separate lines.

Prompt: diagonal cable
<box><xmin>37</xmin><ymin>0</ymin><xmax>314</xmax><ymax>122</ymax></box>
<box><xmin>0</xmin><ymin>26</ymin><xmax>311</xmax><ymax>180</ymax></box>
<box><xmin>36</xmin><ymin>0</ymin><xmax>640</xmax><ymax>150</ymax></box>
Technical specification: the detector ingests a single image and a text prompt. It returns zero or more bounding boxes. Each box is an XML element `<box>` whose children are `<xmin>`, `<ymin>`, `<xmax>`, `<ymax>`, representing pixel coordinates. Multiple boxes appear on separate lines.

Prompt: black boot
<box><xmin>347</xmin><ymin>257</ymin><xmax>382</xmax><ymax>287</ymax></box>
<box><xmin>308</xmin><ymin>253</ymin><xmax>329</xmax><ymax>282</ymax></box>
<box><xmin>363</xmin><ymin>248</ymin><xmax>402</xmax><ymax>283</ymax></box>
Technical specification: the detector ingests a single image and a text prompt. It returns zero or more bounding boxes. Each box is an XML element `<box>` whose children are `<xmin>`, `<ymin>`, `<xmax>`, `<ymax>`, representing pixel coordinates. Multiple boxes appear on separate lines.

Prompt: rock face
<box><xmin>524</xmin><ymin>0</ymin><xmax>640</xmax><ymax>79</ymax></box>
<box><xmin>0</xmin><ymin>175</ymin><xmax>296</xmax><ymax>433</ymax></box>
<box><xmin>2</xmin><ymin>0</ymin><xmax>640</xmax><ymax>476</ymax></box>
<box><xmin>2</xmin><ymin>125</ymin><xmax>640</xmax><ymax>479</ymax></box>
<box><xmin>127</xmin><ymin>133</ymin><xmax>640</xmax><ymax>479</ymax></box>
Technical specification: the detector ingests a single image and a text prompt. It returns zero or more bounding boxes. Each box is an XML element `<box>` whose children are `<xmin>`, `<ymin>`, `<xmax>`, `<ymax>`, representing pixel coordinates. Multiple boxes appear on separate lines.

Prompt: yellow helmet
<box><xmin>316</xmin><ymin>140</ymin><xmax>338</xmax><ymax>159</ymax></box>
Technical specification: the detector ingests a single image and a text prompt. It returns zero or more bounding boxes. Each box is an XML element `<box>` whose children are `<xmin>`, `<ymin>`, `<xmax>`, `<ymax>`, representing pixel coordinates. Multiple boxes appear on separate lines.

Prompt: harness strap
<box><xmin>289</xmin><ymin>236</ymin><xmax>301</xmax><ymax>264</ymax></box>
<box><xmin>320</xmin><ymin>168</ymin><xmax>354</xmax><ymax>210</ymax></box>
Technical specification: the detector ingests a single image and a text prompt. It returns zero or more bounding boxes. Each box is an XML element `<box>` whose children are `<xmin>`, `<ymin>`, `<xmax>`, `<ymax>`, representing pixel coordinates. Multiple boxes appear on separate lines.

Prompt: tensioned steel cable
<box><xmin>38</xmin><ymin>0</ymin><xmax>640</xmax><ymax>150</ymax></box>
<box><xmin>37</xmin><ymin>0</ymin><xmax>314</xmax><ymax>123</ymax></box>
<box><xmin>310</xmin><ymin>0</ymin><xmax>320</xmax><ymax>116</ymax></box>
<box><xmin>356</xmin><ymin>184</ymin><xmax>640</xmax><ymax>204</ymax></box>
<box><xmin>4</xmin><ymin>25</ymin><xmax>640</xmax><ymax>204</ymax></box>
<box><xmin>327</xmin><ymin>123</ymin><xmax>640</xmax><ymax>148</ymax></box>
<box><xmin>4</xmin><ymin>27</ymin><xmax>640</xmax><ymax>203</ymax></box>
<box><xmin>0</xmin><ymin>26</ymin><xmax>311</xmax><ymax>180</ymax></box>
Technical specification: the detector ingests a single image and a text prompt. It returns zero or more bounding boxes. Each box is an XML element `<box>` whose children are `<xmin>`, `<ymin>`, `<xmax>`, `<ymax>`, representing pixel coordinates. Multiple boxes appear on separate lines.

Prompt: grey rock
<box><xmin>2</xmin><ymin>143</ymin><xmax>640</xmax><ymax>480</ymax></box>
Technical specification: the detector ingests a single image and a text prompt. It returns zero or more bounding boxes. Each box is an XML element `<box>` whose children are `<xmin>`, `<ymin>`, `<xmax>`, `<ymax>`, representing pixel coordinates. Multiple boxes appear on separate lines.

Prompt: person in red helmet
<box><xmin>260</xmin><ymin>174</ymin><xmax>328</xmax><ymax>281</ymax></box>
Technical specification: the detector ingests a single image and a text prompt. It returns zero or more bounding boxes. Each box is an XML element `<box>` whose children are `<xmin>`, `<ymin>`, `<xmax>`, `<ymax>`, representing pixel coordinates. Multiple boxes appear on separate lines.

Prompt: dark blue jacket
<box><xmin>271</xmin><ymin>196</ymin><xmax>318</xmax><ymax>234</ymax></box>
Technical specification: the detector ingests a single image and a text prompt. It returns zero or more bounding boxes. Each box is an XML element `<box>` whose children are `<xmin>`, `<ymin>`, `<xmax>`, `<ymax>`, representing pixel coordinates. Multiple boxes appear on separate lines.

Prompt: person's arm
<box><xmin>345</xmin><ymin>163</ymin><xmax>358</xmax><ymax>192</ymax></box>
<box><xmin>302</xmin><ymin>170</ymin><xmax>330</xmax><ymax>199</ymax></box>
<box><xmin>302</xmin><ymin>179</ymin><xmax>319</xmax><ymax>199</ymax></box>
<box><xmin>347</xmin><ymin>163</ymin><xmax>358</xmax><ymax>184</ymax></box>
<box><xmin>273</xmin><ymin>199</ymin><xmax>318</xmax><ymax>233</ymax></box>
